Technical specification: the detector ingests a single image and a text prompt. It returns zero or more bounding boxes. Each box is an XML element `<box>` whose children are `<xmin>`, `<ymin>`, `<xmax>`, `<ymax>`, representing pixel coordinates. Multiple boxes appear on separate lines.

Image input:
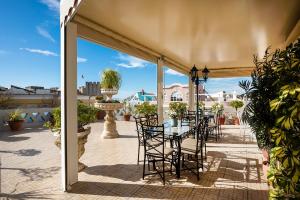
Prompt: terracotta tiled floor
<box><xmin>0</xmin><ymin>121</ymin><xmax>268</xmax><ymax>199</ymax></box>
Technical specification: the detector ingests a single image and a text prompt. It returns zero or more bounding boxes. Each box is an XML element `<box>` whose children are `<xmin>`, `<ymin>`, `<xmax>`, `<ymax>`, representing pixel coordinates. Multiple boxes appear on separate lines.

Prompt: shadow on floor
<box><xmin>0</xmin><ymin>148</ymin><xmax>41</xmax><ymax>156</ymax></box>
<box><xmin>2</xmin><ymin>166</ymin><xmax>60</xmax><ymax>181</ymax></box>
<box><xmin>69</xmin><ymin>181</ymin><xmax>268</xmax><ymax>199</ymax></box>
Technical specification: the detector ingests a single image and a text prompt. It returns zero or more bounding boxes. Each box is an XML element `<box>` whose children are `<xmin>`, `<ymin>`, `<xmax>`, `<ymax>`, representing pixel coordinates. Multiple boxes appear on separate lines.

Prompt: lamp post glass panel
<box><xmin>190</xmin><ymin>65</ymin><xmax>209</xmax><ymax>128</ymax></box>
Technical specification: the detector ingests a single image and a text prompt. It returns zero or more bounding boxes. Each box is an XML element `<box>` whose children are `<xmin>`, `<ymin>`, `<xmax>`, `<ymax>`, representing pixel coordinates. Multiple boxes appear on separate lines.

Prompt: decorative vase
<box><xmin>8</xmin><ymin>120</ymin><xmax>24</xmax><ymax>131</ymax></box>
<box><xmin>170</xmin><ymin>118</ymin><xmax>178</xmax><ymax>127</ymax></box>
<box><xmin>55</xmin><ymin>127</ymin><xmax>91</xmax><ymax>172</ymax></box>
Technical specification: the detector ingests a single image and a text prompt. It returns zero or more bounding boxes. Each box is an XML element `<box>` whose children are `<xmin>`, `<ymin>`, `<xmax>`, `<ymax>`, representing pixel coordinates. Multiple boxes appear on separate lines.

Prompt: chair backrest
<box><xmin>141</xmin><ymin>123</ymin><xmax>165</xmax><ymax>157</ymax></box>
<box><xmin>146</xmin><ymin>113</ymin><xmax>159</xmax><ymax>126</ymax></box>
<box><xmin>134</xmin><ymin>116</ymin><xmax>148</xmax><ymax>143</ymax></box>
<box><xmin>181</xmin><ymin>112</ymin><xmax>196</xmax><ymax>127</ymax></box>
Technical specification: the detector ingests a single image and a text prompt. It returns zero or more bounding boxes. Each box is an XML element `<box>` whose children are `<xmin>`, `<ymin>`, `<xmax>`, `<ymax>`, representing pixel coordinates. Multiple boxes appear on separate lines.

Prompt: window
<box><xmin>170</xmin><ymin>91</ymin><xmax>183</xmax><ymax>101</ymax></box>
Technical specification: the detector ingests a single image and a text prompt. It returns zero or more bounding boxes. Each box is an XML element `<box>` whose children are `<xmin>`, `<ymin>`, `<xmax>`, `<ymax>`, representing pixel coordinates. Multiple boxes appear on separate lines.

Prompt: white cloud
<box><xmin>165</xmin><ymin>69</ymin><xmax>184</xmax><ymax>76</ymax></box>
<box><xmin>77</xmin><ymin>57</ymin><xmax>87</xmax><ymax>63</ymax></box>
<box><xmin>20</xmin><ymin>48</ymin><xmax>58</xmax><ymax>56</ymax></box>
<box><xmin>117</xmin><ymin>53</ymin><xmax>149</xmax><ymax>68</ymax></box>
<box><xmin>40</xmin><ymin>0</ymin><xmax>60</xmax><ymax>13</ymax></box>
<box><xmin>37</xmin><ymin>26</ymin><xmax>55</xmax><ymax>43</ymax></box>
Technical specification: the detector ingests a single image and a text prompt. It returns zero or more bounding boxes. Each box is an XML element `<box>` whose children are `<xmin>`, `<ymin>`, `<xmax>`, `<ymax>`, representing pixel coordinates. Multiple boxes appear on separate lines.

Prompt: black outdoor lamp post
<box><xmin>190</xmin><ymin>65</ymin><xmax>210</xmax><ymax>127</ymax></box>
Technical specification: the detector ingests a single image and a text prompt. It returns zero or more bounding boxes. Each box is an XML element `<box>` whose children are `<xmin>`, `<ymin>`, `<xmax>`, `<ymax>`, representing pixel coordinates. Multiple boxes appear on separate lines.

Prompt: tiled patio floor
<box><xmin>0</xmin><ymin>121</ymin><xmax>268</xmax><ymax>199</ymax></box>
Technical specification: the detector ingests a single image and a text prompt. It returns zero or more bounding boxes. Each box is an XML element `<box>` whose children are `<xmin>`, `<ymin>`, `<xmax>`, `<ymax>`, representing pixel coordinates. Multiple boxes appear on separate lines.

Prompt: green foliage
<box><xmin>168</xmin><ymin>102</ymin><xmax>187</xmax><ymax>119</ymax></box>
<box><xmin>8</xmin><ymin>109</ymin><xmax>23</xmax><ymax>121</ymax></box>
<box><xmin>239</xmin><ymin>49</ymin><xmax>278</xmax><ymax>150</ymax></box>
<box><xmin>211</xmin><ymin>103</ymin><xmax>224</xmax><ymax>114</ymax></box>
<box><xmin>229</xmin><ymin>100</ymin><xmax>244</xmax><ymax>112</ymax></box>
<box><xmin>135</xmin><ymin>102</ymin><xmax>157</xmax><ymax>116</ymax></box>
<box><xmin>266</xmin><ymin>40</ymin><xmax>300</xmax><ymax>199</ymax></box>
<box><xmin>100</xmin><ymin>69</ymin><xmax>122</xmax><ymax>90</ymax></box>
<box><xmin>44</xmin><ymin>103</ymin><xmax>97</xmax><ymax>133</ymax></box>
<box><xmin>95</xmin><ymin>96</ymin><xmax>104</xmax><ymax>101</ymax></box>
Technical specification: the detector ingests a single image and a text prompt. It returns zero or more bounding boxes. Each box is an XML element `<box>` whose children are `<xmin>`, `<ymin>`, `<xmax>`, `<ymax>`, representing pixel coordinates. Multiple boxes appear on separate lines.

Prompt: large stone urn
<box><xmin>95</xmin><ymin>89</ymin><xmax>123</xmax><ymax>139</ymax></box>
<box><xmin>55</xmin><ymin>127</ymin><xmax>91</xmax><ymax>172</ymax></box>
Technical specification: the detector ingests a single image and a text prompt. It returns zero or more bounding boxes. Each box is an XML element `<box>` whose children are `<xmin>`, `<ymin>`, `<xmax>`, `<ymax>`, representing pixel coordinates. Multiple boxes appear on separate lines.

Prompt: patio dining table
<box><xmin>163</xmin><ymin>122</ymin><xmax>193</xmax><ymax>178</ymax></box>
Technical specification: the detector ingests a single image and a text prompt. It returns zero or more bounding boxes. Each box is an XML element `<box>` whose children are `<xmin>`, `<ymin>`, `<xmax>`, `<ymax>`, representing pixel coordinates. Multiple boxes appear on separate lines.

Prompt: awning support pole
<box><xmin>61</xmin><ymin>21</ymin><xmax>78</xmax><ymax>191</ymax></box>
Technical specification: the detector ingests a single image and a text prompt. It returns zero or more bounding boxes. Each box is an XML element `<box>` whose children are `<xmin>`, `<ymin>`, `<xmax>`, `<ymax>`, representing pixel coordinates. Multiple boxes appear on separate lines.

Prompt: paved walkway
<box><xmin>0</xmin><ymin>121</ymin><xmax>268</xmax><ymax>199</ymax></box>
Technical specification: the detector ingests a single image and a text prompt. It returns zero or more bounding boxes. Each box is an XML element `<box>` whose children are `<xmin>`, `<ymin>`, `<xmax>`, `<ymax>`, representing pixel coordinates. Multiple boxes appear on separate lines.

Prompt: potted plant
<box><xmin>168</xmin><ymin>102</ymin><xmax>187</xmax><ymax>127</ymax></box>
<box><xmin>44</xmin><ymin>102</ymin><xmax>97</xmax><ymax>171</ymax></box>
<box><xmin>7</xmin><ymin>109</ymin><xmax>24</xmax><ymax>131</ymax></box>
<box><xmin>229</xmin><ymin>100</ymin><xmax>244</xmax><ymax>125</ymax></box>
<box><xmin>100</xmin><ymin>69</ymin><xmax>122</xmax><ymax>98</ymax></box>
<box><xmin>211</xmin><ymin>103</ymin><xmax>225</xmax><ymax>125</ymax></box>
<box><xmin>123</xmin><ymin>101</ymin><xmax>133</xmax><ymax>121</ymax></box>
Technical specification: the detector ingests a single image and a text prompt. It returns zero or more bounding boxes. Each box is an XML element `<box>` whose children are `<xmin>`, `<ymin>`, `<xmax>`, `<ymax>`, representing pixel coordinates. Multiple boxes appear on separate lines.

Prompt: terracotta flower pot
<box><xmin>261</xmin><ymin>149</ymin><xmax>269</xmax><ymax>180</ymax></box>
<box><xmin>96</xmin><ymin>110</ymin><xmax>106</xmax><ymax>120</ymax></box>
<box><xmin>218</xmin><ymin>117</ymin><xmax>225</xmax><ymax>125</ymax></box>
<box><xmin>234</xmin><ymin>117</ymin><xmax>240</xmax><ymax>125</ymax></box>
<box><xmin>124</xmin><ymin>114</ymin><xmax>131</xmax><ymax>121</ymax></box>
<box><xmin>8</xmin><ymin>120</ymin><xmax>24</xmax><ymax>131</ymax></box>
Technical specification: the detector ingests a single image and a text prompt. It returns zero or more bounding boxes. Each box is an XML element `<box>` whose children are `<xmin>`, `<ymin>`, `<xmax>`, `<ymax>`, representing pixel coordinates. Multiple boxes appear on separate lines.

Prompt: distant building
<box><xmin>163</xmin><ymin>83</ymin><xmax>205</xmax><ymax>104</ymax></box>
<box><xmin>78</xmin><ymin>82</ymin><xmax>101</xmax><ymax>96</ymax></box>
<box><xmin>125</xmin><ymin>89</ymin><xmax>156</xmax><ymax>104</ymax></box>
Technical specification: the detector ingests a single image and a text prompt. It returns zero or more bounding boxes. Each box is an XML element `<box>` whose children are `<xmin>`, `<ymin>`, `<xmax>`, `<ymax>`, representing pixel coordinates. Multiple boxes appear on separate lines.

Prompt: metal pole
<box><xmin>196</xmin><ymin>76</ymin><xmax>199</xmax><ymax>127</ymax></box>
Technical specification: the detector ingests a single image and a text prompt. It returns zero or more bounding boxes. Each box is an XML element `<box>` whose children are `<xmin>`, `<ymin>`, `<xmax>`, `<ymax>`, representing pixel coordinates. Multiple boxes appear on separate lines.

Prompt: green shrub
<box><xmin>45</xmin><ymin>103</ymin><xmax>97</xmax><ymax>133</ymax></box>
<box><xmin>229</xmin><ymin>100</ymin><xmax>244</xmax><ymax>112</ymax></box>
<box><xmin>168</xmin><ymin>102</ymin><xmax>187</xmax><ymax>119</ymax></box>
<box><xmin>211</xmin><ymin>103</ymin><xmax>224</xmax><ymax>114</ymax></box>
<box><xmin>135</xmin><ymin>102</ymin><xmax>157</xmax><ymax>116</ymax></box>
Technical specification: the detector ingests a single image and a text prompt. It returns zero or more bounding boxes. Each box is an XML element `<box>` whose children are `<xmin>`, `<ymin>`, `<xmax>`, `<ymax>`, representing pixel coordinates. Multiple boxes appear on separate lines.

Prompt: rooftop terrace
<box><xmin>0</xmin><ymin>121</ymin><xmax>268</xmax><ymax>199</ymax></box>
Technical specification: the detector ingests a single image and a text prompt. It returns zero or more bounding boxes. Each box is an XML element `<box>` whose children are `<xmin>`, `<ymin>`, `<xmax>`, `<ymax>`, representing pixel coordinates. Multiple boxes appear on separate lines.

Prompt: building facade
<box><xmin>78</xmin><ymin>82</ymin><xmax>101</xmax><ymax>96</ymax></box>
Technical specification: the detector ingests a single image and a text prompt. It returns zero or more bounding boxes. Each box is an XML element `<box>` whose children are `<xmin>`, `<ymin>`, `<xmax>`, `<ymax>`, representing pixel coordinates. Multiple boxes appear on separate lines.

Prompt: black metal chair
<box><xmin>141</xmin><ymin>123</ymin><xmax>175</xmax><ymax>185</ymax></box>
<box><xmin>206</xmin><ymin>111</ymin><xmax>221</xmax><ymax>141</ymax></box>
<box><xmin>180</xmin><ymin>120</ymin><xmax>206</xmax><ymax>180</ymax></box>
<box><xmin>134</xmin><ymin>116</ymin><xmax>148</xmax><ymax>165</ymax></box>
<box><xmin>146</xmin><ymin>113</ymin><xmax>159</xmax><ymax>126</ymax></box>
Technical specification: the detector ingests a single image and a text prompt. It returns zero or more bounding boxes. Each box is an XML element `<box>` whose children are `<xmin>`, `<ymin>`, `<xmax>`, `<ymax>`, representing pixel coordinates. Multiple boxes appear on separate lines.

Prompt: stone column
<box><xmin>157</xmin><ymin>58</ymin><xmax>164</xmax><ymax>123</ymax></box>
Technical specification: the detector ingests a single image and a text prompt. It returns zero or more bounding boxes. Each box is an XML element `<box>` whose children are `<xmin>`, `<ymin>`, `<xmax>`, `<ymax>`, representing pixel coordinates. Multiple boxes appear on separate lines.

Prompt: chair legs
<box><xmin>137</xmin><ymin>143</ymin><xmax>140</xmax><ymax>165</ymax></box>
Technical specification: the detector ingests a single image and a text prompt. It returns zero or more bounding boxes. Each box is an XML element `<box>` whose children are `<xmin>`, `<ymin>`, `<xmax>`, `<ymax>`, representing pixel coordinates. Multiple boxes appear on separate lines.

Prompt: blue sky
<box><xmin>0</xmin><ymin>0</ymin><xmax>250</xmax><ymax>98</ymax></box>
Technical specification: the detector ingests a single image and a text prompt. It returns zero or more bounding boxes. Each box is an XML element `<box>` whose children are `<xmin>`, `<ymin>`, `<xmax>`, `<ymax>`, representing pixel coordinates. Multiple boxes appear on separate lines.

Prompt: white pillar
<box><xmin>61</xmin><ymin>22</ymin><xmax>78</xmax><ymax>191</ymax></box>
<box><xmin>157</xmin><ymin>58</ymin><xmax>164</xmax><ymax>123</ymax></box>
<box><xmin>188</xmin><ymin>77</ymin><xmax>195</xmax><ymax>111</ymax></box>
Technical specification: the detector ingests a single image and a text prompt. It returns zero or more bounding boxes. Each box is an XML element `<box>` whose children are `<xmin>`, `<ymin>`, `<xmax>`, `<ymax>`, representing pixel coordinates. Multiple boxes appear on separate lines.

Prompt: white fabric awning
<box><xmin>61</xmin><ymin>0</ymin><xmax>300</xmax><ymax>77</ymax></box>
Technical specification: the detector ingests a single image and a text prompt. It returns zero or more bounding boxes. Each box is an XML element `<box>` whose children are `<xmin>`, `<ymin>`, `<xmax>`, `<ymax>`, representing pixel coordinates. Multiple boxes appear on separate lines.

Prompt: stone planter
<box><xmin>8</xmin><ymin>120</ymin><xmax>24</xmax><ymax>131</ymax></box>
<box><xmin>94</xmin><ymin>102</ymin><xmax>123</xmax><ymax>139</ymax></box>
<box><xmin>55</xmin><ymin>127</ymin><xmax>91</xmax><ymax>172</ymax></box>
